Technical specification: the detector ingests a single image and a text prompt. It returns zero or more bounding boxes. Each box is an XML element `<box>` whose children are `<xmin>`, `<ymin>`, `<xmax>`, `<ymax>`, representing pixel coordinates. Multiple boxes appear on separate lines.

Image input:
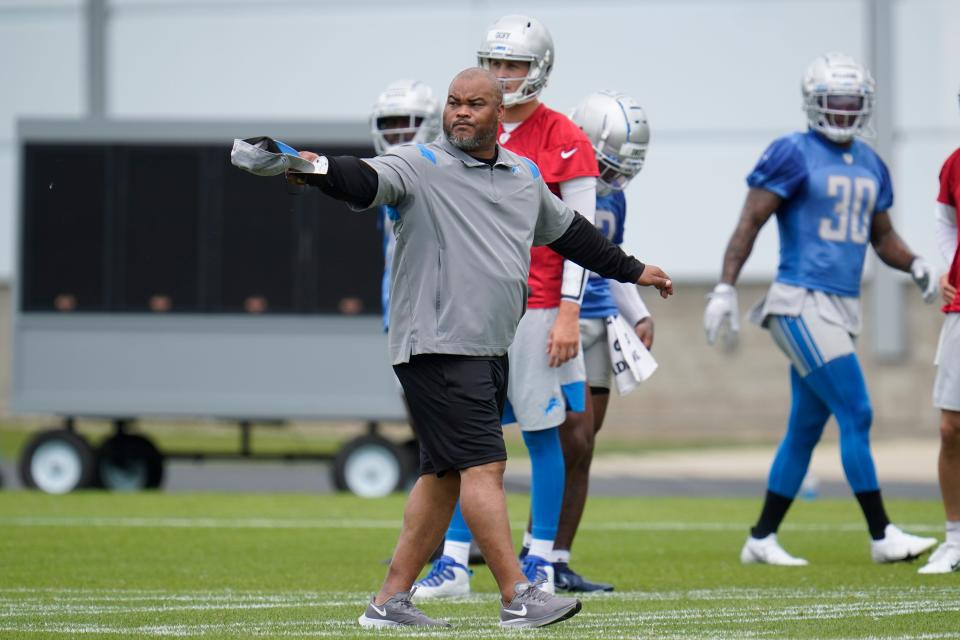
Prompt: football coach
<box><xmin>291</xmin><ymin>68</ymin><xmax>673</xmax><ymax>629</ymax></box>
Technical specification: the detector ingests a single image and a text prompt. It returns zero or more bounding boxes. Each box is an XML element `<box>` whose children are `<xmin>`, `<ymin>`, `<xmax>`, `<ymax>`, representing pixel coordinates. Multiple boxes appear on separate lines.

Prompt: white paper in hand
<box><xmin>606</xmin><ymin>314</ymin><xmax>658</xmax><ymax>395</ymax></box>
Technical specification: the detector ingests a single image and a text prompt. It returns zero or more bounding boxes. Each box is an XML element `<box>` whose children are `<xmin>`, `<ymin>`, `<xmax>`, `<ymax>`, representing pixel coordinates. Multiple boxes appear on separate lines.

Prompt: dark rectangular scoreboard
<box><xmin>21</xmin><ymin>141</ymin><xmax>381</xmax><ymax>316</ymax></box>
<box><xmin>13</xmin><ymin>120</ymin><xmax>405</xmax><ymax>421</ymax></box>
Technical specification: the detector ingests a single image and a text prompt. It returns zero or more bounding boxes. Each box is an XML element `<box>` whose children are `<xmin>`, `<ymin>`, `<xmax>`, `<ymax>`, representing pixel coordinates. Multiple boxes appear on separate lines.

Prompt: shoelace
<box><xmin>419</xmin><ymin>558</ymin><xmax>456</xmax><ymax>586</ymax></box>
<box><xmin>394</xmin><ymin>588</ymin><xmax>419</xmax><ymax>611</ymax></box>
<box><xmin>521</xmin><ymin>556</ymin><xmax>549</xmax><ymax>579</ymax></box>
<box><xmin>516</xmin><ymin>580</ymin><xmax>551</xmax><ymax>605</ymax></box>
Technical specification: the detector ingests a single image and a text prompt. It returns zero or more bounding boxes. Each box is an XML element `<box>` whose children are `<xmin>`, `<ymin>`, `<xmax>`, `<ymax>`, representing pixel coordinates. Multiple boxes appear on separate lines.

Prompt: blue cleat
<box><xmin>520</xmin><ymin>554</ymin><xmax>555</xmax><ymax>593</ymax></box>
<box><xmin>412</xmin><ymin>555</ymin><xmax>472</xmax><ymax>600</ymax></box>
<box><xmin>553</xmin><ymin>562</ymin><xmax>614</xmax><ymax>592</ymax></box>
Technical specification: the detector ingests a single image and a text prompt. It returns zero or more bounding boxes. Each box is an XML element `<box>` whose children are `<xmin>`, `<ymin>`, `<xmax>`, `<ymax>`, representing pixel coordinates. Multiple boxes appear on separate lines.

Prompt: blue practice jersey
<box><xmin>379</xmin><ymin>204</ymin><xmax>399</xmax><ymax>331</ymax></box>
<box><xmin>748</xmin><ymin>130</ymin><xmax>893</xmax><ymax>298</ymax></box>
<box><xmin>580</xmin><ymin>190</ymin><xmax>626</xmax><ymax>318</ymax></box>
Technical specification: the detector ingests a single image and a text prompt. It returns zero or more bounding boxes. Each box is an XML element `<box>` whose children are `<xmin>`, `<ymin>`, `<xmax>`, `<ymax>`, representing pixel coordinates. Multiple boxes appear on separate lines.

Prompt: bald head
<box><xmin>449</xmin><ymin>67</ymin><xmax>503</xmax><ymax>107</ymax></box>
<box><xmin>443</xmin><ymin>67</ymin><xmax>504</xmax><ymax>159</ymax></box>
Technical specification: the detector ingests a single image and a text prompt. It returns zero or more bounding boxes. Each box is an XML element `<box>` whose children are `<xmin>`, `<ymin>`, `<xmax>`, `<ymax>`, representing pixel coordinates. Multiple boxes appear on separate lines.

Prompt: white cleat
<box><xmin>918</xmin><ymin>542</ymin><xmax>960</xmax><ymax>574</ymax></box>
<box><xmin>411</xmin><ymin>555</ymin><xmax>472</xmax><ymax>600</ymax></box>
<box><xmin>740</xmin><ymin>533</ymin><xmax>809</xmax><ymax>566</ymax></box>
<box><xmin>871</xmin><ymin>524</ymin><xmax>938</xmax><ymax>563</ymax></box>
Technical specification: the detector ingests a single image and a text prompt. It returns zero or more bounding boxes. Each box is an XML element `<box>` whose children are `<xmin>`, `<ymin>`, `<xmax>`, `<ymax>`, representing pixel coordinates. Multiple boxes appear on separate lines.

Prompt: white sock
<box><xmin>946</xmin><ymin>521</ymin><xmax>960</xmax><ymax>546</ymax></box>
<box><xmin>443</xmin><ymin>540</ymin><xmax>471</xmax><ymax>567</ymax></box>
<box><xmin>528</xmin><ymin>538</ymin><xmax>553</xmax><ymax>561</ymax></box>
<box><xmin>552</xmin><ymin>548</ymin><xmax>571</xmax><ymax>564</ymax></box>
<box><xmin>522</xmin><ymin>531</ymin><xmax>532</xmax><ymax>549</ymax></box>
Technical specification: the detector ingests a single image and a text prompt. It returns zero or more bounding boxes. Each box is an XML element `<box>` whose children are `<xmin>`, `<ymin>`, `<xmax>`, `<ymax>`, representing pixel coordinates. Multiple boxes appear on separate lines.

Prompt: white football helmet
<box><xmin>477</xmin><ymin>14</ymin><xmax>554</xmax><ymax>107</ymax></box>
<box><xmin>802</xmin><ymin>52</ymin><xmax>875</xmax><ymax>144</ymax></box>
<box><xmin>570</xmin><ymin>90</ymin><xmax>650</xmax><ymax>193</ymax></box>
<box><xmin>369</xmin><ymin>80</ymin><xmax>440</xmax><ymax>155</ymax></box>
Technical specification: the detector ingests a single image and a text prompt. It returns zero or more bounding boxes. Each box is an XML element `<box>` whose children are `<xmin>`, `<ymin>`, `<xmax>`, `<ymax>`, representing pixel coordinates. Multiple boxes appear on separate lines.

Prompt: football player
<box><xmin>541</xmin><ymin>89</ymin><xmax>654</xmax><ymax>592</ymax></box>
<box><xmin>918</xmin><ymin>86</ymin><xmax>960</xmax><ymax>575</ymax></box>
<box><xmin>415</xmin><ymin>14</ymin><xmax>598</xmax><ymax>598</ymax></box>
<box><xmin>704</xmin><ymin>53</ymin><xmax>939</xmax><ymax>565</ymax></box>
<box><xmin>369</xmin><ymin>80</ymin><xmax>440</xmax><ymax>331</ymax></box>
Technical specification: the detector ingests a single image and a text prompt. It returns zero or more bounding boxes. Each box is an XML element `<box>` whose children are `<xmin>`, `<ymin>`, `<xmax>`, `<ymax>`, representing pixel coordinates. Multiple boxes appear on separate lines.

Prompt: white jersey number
<box><xmin>819</xmin><ymin>175</ymin><xmax>877</xmax><ymax>244</ymax></box>
<box><xmin>595</xmin><ymin>209</ymin><xmax>617</xmax><ymax>241</ymax></box>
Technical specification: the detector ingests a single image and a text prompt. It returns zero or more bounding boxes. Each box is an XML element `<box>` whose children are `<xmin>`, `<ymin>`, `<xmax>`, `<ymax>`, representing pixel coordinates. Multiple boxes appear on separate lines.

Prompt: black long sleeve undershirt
<box><xmin>305</xmin><ymin>159</ymin><xmax>646</xmax><ymax>284</ymax></box>
<box><xmin>303</xmin><ymin>156</ymin><xmax>379</xmax><ymax>209</ymax></box>
<box><xmin>548</xmin><ymin>213</ymin><xmax>646</xmax><ymax>284</ymax></box>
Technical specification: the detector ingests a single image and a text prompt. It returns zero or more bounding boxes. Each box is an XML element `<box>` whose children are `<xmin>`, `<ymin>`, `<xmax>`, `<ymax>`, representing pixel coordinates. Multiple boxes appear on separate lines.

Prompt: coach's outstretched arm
<box><xmin>288</xmin><ymin>151</ymin><xmax>379</xmax><ymax>209</ymax></box>
<box><xmin>547</xmin><ymin>212</ymin><xmax>673</xmax><ymax>299</ymax></box>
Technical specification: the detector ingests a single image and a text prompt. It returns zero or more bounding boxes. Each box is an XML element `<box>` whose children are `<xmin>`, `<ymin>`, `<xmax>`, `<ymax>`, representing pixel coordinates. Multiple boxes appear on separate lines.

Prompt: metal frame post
<box><xmin>86</xmin><ymin>0</ymin><xmax>107</xmax><ymax>118</ymax></box>
<box><xmin>867</xmin><ymin>0</ymin><xmax>906</xmax><ymax>361</ymax></box>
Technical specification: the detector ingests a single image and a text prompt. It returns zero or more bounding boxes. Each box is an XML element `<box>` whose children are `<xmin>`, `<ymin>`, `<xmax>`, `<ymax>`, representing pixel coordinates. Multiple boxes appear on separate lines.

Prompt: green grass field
<box><xmin>1</xmin><ymin>492</ymin><xmax>958</xmax><ymax>638</ymax></box>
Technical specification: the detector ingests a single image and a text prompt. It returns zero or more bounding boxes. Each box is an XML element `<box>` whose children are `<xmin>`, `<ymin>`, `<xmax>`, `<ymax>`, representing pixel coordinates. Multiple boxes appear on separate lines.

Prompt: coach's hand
<box><xmin>286</xmin><ymin>151</ymin><xmax>321</xmax><ymax>186</ymax></box>
<box><xmin>704</xmin><ymin>283</ymin><xmax>739</xmax><ymax>350</ymax></box>
<box><xmin>943</xmin><ymin>273</ymin><xmax>958</xmax><ymax>306</ymax></box>
<box><xmin>637</xmin><ymin>265</ymin><xmax>673</xmax><ymax>299</ymax></box>
<box><xmin>546</xmin><ymin>301</ymin><xmax>581</xmax><ymax>368</ymax></box>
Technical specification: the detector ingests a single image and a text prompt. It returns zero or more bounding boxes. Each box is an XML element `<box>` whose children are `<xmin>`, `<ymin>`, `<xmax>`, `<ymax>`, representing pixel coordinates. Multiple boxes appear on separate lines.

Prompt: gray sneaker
<box><xmin>357</xmin><ymin>588</ymin><xmax>451</xmax><ymax>628</ymax></box>
<box><xmin>499</xmin><ymin>581</ymin><xmax>582</xmax><ymax>628</ymax></box>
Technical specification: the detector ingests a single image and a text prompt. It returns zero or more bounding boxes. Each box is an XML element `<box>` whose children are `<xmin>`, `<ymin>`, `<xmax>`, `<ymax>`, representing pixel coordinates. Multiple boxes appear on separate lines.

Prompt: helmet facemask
<box><xmin>372</xmin><ymin>115</ymin><xmax>428</xmax><ymax>155</ymax></box>
<box><xmin>596</xmin><ymin>140</ymin><xmax>647</xmax><ymax>193</ymax></box>
<box><xmin>369</xmin><ymin>80</ymin><xmax>439</xmax><ymax>155</ymax></box>
<box><xmin>570</xmin><ymin>90</ymin><xmax>651</xmax><ymax>195</ymax></box>
<box><xmin>478</xmin><ymin>52</ymin><xmax>551</xmax><ymax>107</ymax></box>
<box><xmin>804</xmin><ymin>89</ymin><xmax>874</xmax><ymax>144</ymax></box>
<box><xmin>802</xmin><ymin>53</ymin><xmax>875</xmax><ymax>144</ymax></box>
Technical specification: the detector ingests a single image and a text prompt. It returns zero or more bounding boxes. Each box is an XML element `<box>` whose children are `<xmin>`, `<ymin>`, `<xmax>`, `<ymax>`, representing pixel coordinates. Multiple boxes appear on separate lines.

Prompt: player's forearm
<box><xmin>303</xmin><ymin>156</ymin><xmax>379</xmax><ymax>208</ymax></box>
<box><xmin>720</xmin><ymin>189</ymin><xmax>779</xmax><ymax>284</ymax></box>
<box><xmin>548</xmin><ymin>213</ymin><xmax>645</xmax><ymax>284</ymax></box>
<box><xmin>872</xmin><ymin>227</ymin><xmax>916</xmax><ymax>272</ymax></box>
<box><xmin>610</xmin><ymin>279</ymin><xmax>650</xmax><ymax>327</ymax></box>
<box><xmin>560</xmin><ymin>260</ymin><xmax>587</xmax><ymax>305</ymax></box>
<box><xmin>935</xmin><ymin>203</ymin><xmax>959</xmax><ymax>264</ymax></box>
<box><xmin>720</xmin><ymin>219</ymin><xmax>763</xmax><ymax>285</ymax></box>
<box><xmin>557</xmin><ymin>177</ymin><xmax>596</xmax><ymax>304</ymax></box>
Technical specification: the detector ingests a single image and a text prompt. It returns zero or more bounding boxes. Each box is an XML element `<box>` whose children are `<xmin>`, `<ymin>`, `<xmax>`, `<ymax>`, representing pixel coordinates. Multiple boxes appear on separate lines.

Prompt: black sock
<box><xmin>750</xmin><ymin>490</ymin><xmax>794</xmax><ymax>539</ymax></box>
<box><xmin>855</xmin><ymin>490</ymin><xmax>890</xmax><ymax>540</ymax></box>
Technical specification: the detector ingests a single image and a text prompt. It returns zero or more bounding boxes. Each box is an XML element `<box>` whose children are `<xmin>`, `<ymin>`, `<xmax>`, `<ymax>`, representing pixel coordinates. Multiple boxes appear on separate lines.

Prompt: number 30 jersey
<box><xmin>747</xmin><ymin>130</ymin><xmax>893</xmax><ymax>298</ymax></box>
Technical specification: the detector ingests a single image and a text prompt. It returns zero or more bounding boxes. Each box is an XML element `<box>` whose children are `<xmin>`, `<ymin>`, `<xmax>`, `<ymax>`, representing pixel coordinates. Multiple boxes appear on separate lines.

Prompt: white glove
<box><xmin>704</xmin><ymin>283</ymin><xmax>740</xmax><ymax>349</ymax></box>
<box><xmin>910</xmin><ymin>257</ymin><xmax>938</xmax><ymax>304</ymax></box>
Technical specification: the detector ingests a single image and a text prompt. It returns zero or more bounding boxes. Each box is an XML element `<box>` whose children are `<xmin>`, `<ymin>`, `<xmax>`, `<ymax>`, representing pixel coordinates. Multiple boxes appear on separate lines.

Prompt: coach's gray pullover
<box><xmin>357</xmin><ymin>138</ymin><xmax>574</xmax><ymax>364</ymax></box>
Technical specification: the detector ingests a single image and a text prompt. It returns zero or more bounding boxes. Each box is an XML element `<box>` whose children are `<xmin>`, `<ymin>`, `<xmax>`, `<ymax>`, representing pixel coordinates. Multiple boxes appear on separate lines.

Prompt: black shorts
<box><xmin>393</xmin><ymin>354</ymin><xmax>508</xmax><ymax>477</ymax></box>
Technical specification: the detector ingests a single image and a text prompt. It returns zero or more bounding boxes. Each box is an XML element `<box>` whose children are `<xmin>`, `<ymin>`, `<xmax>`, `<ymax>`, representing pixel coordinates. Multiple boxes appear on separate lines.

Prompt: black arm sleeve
<box><xmin>303</xmin><ymin>156</ymin><xmax>379</xmax><ymax>209</ymax></box>
<box><xmin>548</xmin><ymin>213</ymin><xmax>646</xmax><ymax>283</ymax></box>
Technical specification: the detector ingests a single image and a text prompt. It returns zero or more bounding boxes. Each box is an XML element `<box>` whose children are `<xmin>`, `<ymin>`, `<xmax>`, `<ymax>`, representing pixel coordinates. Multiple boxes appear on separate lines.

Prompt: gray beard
<box><xmin>446</xmin><ymin>126</ymin><xmax>495</xmax><ymax>151</ymax></box>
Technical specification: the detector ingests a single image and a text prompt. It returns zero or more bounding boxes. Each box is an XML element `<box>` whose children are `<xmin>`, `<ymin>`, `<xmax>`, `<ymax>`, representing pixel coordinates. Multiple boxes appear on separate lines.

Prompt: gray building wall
<box><xmin>1</xmin><ymin>0</ymin><xmax>959</xmax><ymax>281</ymax></box>
<box><xmin>1</xmin><ymin>283</ymin><xmax>946</xmax><ymax>441</ymax></box>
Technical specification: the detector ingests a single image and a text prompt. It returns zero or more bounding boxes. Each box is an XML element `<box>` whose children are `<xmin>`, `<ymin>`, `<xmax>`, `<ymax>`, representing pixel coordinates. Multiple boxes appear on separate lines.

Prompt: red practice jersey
<box><xmin>498</xmin><ymin>104</ymin><xmax>598</xmax><ymax>308</ymax></box>
<box><xmin>937</xmin><ymin>147</ymin><xmax>960</xmax><ymax>314</ymax></box>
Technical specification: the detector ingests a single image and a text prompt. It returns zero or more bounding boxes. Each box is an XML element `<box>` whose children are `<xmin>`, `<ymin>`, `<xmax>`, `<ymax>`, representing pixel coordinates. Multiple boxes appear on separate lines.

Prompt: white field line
<box><xmin>0</xmin><ymin>587</ymin><xmax>958</xmax><ymax>638</ymax></box>
<box><xmin>2</xmin><ymin>604</ymin><xmax>960</xmax><ymax>639</ymax></box>
<box><xmin>2</xmin><ymin>586</ymin><xmax>959</xmax><ymax>604</ymax></box>
<box><xmin>0</xmin><ymin>515</ymin><xmax>942</xmax><ymax>533</ymax></box>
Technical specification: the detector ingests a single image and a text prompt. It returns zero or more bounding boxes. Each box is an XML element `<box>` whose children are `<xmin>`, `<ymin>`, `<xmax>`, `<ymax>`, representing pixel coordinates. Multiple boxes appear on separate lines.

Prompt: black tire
<box><xmin>332</xmin><ymin>435</ymin><xmax>405</xmax><ymax>497</ymax></box>
<box><xmin>96</xmin><ymin>434</ymin><xmax>164</xmax><ymax>491</ymax></box>
<box><xmin>18</xmin><ymin>429</ymin><xmax>97</xmax><ymax>493</ymax></box>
